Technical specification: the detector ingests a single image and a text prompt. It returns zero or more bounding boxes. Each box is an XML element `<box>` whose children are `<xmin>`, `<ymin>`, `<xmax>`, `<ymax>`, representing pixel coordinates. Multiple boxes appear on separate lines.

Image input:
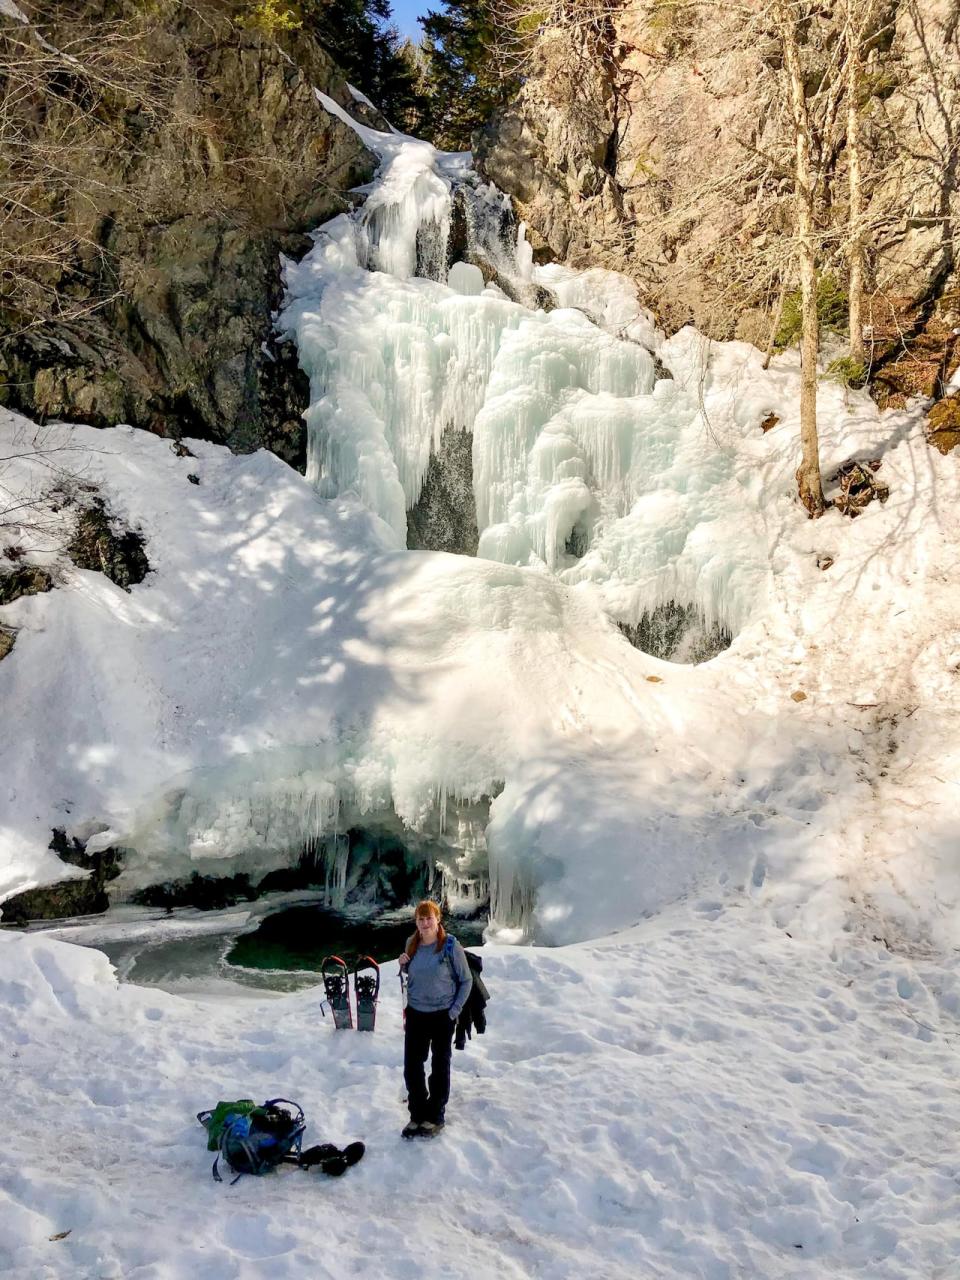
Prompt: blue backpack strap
<box><xmin>214</xmin><ymin>1112</ymin><xmax>256</xmax><ymax>1184</ymax></box>
<box><xmin>212</xmin><ymin>1112</ymin><xmax>240</xmax><ymax>1182</ymax></box>
<box><xmin>212</xmin><ymin>1145</ymin><xmax>253</xmax><ymax>1185</ymax></box>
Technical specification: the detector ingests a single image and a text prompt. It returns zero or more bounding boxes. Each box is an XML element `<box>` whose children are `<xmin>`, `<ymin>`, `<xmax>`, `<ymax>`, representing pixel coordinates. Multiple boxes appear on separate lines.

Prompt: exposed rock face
<box><xmin>406</xmin><ymin>428</ymin><xmax>480</xmax><ymax>556</ymax></box>
<box><xmin>132</xmin><ymin>871</ymin><xmax>258</xmax><ymax>912</ymax></box>
<box><xmin>0</xmin><ymin>563</ymin><xmax>54</xmax><ymax>659</ymax></box>
<box><xmin>618</xmin><ymin>603</ymin><xmax>732</xmax><ymax>665</ymax></box>
<box><xmin>927</xmin><ymin>394</ymin><xmax>960</xmax><ymax>454</ymax></box>
<box><xmin>68</xmin><ymin>499</ymin><xmax>150</xmax><ymax>591</ymax></box>
<box><xmin>0</xmin><ymin>565</ymin><xmax>53</xmax><ymax>607</ymax></box>
<box><xmin>476</xmin><ymin>3</ymin><xmax>960</xmax><ymax>353</ymax></box>
<box><xmin>476</xmin><ymin>27</ymin><xmax>622</xmax><ymax>272</ymax></box>
<box><xmin>0</xmin><ymin>827</ymin><xmax>125</xmax><ymax>924</ymax></box>
<box><xmin>0</xmin><ymin>1</ymin><xmax>376</xmax><ymax>467</ymax></box>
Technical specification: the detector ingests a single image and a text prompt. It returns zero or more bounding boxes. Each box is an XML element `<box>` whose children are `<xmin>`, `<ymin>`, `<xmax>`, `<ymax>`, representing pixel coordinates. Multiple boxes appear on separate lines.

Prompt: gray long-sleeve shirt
<box><xmin>407</xmin><ymin>937</ymin><xmax>472</xmax><ymax>1019</ymax></box>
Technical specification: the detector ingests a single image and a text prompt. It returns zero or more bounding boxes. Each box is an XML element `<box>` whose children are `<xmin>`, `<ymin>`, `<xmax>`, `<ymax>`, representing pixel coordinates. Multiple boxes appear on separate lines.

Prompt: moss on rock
<box><xmin>927</xmin><ymin>394</ymin><xmax>960</xmax><ymax>455</ymax></box>
<box><xmin>67</xmin><ymin>500</ymin><xmax>149</xmax><ymax>590</ymax></box>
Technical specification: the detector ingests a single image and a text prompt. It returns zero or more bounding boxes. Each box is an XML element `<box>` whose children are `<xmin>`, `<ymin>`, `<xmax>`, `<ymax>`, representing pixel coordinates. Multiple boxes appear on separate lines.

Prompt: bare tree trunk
<box><xmin>778</xmin><ymin>2</ymin><xmax>826</xmax><ymax>517</ymax></box>
<box><xmin>846</xmin><ymin>1</ymin><xmax>867</xmax><ymax>366</ymax></box>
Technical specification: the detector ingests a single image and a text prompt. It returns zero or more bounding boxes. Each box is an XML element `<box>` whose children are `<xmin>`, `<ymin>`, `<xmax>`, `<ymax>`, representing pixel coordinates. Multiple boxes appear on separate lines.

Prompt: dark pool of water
<box><xmin>227</xmin><ymin>905</ymin><xmax>486</xmax><ymax>973</ymax></box>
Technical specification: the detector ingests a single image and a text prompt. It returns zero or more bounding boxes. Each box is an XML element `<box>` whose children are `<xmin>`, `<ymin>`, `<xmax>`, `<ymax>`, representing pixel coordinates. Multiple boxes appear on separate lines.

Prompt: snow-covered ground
<box><xmin>3</xmin><ymin>904</ymin><xmax>959</xmax><ymax>1279</ymax></box>
<box><xmin>2</xmin><ymin>85</ymin><xmax>960</xmax><ymax>1280</ymax></box>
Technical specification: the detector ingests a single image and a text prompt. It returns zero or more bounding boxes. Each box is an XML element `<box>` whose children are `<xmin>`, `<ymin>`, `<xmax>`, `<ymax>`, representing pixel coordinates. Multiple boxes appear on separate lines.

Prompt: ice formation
<box><xmin>280</xmin><ymin>102</ymin><xmax>770</xmax><ymax>647</ymax></box>
<box><xmin>115</xmin><ymin>749</ymin><xmax>492</xmax><ymax>912</ymax></box>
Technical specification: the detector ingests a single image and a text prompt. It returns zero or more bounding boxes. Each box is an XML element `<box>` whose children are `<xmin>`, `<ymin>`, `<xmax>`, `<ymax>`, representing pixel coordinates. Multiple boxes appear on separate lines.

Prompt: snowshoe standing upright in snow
<box><xmin>322</xmin><ymin>956</ymin><xmax>353</xmax><ymax>1030</ymax></box>
<box><xmin>354</xmin><ymin>956</ymin><xmax>380</xmax><ymax>1031</ymax></box>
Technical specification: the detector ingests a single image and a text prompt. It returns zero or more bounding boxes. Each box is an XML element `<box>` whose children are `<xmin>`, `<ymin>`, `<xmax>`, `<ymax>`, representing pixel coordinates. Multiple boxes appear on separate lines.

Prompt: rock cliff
<box><xmin>477</xmin><ymin>1</ymin><xmax>959</xmax><ymax>391</ymax></box>
<box><xmin>0</xmin><ymin>1</ymin><xmax>376</xmax><ymax>467</ymax></box>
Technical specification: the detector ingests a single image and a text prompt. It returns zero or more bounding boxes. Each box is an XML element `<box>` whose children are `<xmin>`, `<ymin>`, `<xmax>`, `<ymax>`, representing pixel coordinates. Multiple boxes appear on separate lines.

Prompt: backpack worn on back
<box><xmin>197</xmin><ymin>1098</ymin><xmax>306</xmax><ymax>1183</ymax></box>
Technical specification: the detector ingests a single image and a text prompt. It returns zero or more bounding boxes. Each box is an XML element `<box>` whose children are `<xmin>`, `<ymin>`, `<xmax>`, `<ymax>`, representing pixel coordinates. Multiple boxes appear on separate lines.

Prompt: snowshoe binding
<box><xmin>354</xmin><ymin>955</ymin><xmax>380</xmax><ymax>1032</ymax></box>
<box><xmin>322</xmin><ymin>956</ymin><xmax>353</xmax><ymax>1030</ymax></box>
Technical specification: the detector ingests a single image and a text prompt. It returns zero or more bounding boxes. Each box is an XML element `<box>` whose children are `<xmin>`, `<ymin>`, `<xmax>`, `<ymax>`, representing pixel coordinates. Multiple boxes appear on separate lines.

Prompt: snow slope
<box><xmin>0</xmin><ymin>412</ymin><xmax>761</xmax><ymax>926</ymax></box>
<box><xmin>3</xmin><ymin>388</ymin><xmax>957</xmax><ymax>948</ymax></box>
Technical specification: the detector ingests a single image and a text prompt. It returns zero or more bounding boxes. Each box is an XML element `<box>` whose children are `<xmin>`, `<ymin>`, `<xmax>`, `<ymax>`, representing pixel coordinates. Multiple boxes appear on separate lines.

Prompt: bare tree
<box><xmin>771</xmin><ymin>0</ymin><xmax>827</xmax><ymax>515</ymax></box>
<box><xmin>0</xmin><ymin>2</ymin><xmax>202</xmax><ymax>337</ymax></box>
<box><xmin>486</xmin><ymin>0</ymin><xmax>955</xmax><ymax>507</ymax></box>
<box><xmin>843</xmin><ymin>0</ymin><xmax>870</xmax><ymax>366</ymax></box>
<box><xmin>1</xmin><ymin>420</ymin><xmax>89</xmax><ymax>544</ymax></box>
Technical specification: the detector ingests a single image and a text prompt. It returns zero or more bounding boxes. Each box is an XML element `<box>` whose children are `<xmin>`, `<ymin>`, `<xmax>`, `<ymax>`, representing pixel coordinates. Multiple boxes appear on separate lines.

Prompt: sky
<box><xmin>388</xmin><ymin>0</ymin><xmax>428</xmax><ymax>41</ymax></box>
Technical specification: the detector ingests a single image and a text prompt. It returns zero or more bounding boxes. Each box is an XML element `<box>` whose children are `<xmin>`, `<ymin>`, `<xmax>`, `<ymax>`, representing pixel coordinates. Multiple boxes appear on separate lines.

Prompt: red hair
<box><xmin>406</xmin><ymin>899</ymin><xmax>446</xmax><ymax>957</ymax></box>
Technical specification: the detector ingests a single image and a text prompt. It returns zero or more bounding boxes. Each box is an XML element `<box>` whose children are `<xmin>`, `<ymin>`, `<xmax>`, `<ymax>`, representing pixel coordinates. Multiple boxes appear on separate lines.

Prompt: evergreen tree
<box><xmin>379</xmin><ymin>37</ymin><xmax>431</xmax><ymax>134</ymax></box>
<box><xmin>300</xmin><ymin>0</ymin><xmax>389</xmax><ymax>94</ymax></box>
<box><xmin>239</xmin><ymin>0</ymin><xmax>427</xmax><ymax>126</ymax></box>
<box><xmin>419</xmin><ymin>0</ymin><xmax>518</xmax><ymax>149</ymax></box>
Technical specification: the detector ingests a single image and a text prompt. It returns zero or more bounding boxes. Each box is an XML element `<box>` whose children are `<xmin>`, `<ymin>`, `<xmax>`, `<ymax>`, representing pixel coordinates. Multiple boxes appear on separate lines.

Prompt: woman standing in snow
<box><xmin>398</xmin><ymin>900</ymin><xmax>472</xmax><ymax>1138</ymax></box>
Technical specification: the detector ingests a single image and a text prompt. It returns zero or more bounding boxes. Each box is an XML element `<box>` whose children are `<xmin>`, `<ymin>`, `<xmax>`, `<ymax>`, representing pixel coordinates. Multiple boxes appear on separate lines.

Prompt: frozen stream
<box><xmin>33</xmin><ymin>900</ymin><xmax>486</xmax><ymax>995</ymax></box>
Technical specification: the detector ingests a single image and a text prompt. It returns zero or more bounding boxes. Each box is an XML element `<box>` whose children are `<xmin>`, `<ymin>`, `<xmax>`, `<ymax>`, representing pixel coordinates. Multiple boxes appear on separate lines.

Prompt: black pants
<box><xmin>404</xmin><ymin>1007</ymin><xmax>455</xmax><ymax>1124</ymax></box>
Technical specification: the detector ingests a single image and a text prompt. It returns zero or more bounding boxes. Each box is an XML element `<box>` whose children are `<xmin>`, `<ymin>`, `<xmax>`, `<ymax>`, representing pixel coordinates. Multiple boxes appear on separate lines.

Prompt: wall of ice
<box><xmin>280</xmin><ymin>103</ymin><xmax>768</xmax><ymax>646</ymax></box>
<box><xmin>114</xmin><ymin>751</ymin><xmax>492</xmax><ymax>914</ymax></box>
<box><xmin>272</xmin><ymin>97</ymin><xmax>776</xmax><ymax>937</ymax></box>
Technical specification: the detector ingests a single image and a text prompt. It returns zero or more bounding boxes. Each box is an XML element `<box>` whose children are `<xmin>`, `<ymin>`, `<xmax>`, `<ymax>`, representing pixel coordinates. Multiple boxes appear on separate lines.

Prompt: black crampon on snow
<box><xmin>322</xmin><ymin>955</ymin><xmax>353</xmax><ymax>1030</ymax></box>
<box><xmin>354</xmin><ymin>956</ymin><xmax>380</xmax><ymax>1031</ymax></box>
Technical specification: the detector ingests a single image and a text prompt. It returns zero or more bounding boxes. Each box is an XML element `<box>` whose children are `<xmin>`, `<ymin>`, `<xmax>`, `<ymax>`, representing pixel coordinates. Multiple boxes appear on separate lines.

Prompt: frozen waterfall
<box><xmin>280</xmin><ymin>97</ymin><xmax>767</xmax><ymax>645</ymax></box>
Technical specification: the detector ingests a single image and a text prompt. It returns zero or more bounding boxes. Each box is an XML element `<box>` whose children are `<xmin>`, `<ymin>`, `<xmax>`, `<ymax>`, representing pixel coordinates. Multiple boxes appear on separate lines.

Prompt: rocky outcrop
<box><xmin>406</xmin><ymin>428</ymin><xmax>480</xmax><ymax>556</ymax></box>
<box><xmin>68</xmin><ymin>499</ymin><xmax>149</xmax><ymax>591</ymax></box>
<box><xmin>0</xmin><ymin>563</ymin><xmax>54</xmax><ymax>660</ymax></box>
<box><xmin>0</xmin><ymin>1</ymin><xmax>376</xmax><ymax>467</ymax></box>
<box><xmin>477</xmin><ymin>27</ymin><xmax>623</xmax><ymax>271</ymax></box>
<box><xmin>927</xmin><ymin>394</ymin><xmax>960</xmax><ymax>454</ymax></box>
<box><xmin>477</xmin><ymin>2</ymin><xmax>960</xmax><ymax>362</ymax></box>
<box><xmin>0</xmin><ymin>564</ymin><xmax>53</xmax><ymax>607</ymax></box>
<box><xmin>0</xmin><ymin>827</ymin><xmax>125</xmax><ymax>924</ymax></box>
